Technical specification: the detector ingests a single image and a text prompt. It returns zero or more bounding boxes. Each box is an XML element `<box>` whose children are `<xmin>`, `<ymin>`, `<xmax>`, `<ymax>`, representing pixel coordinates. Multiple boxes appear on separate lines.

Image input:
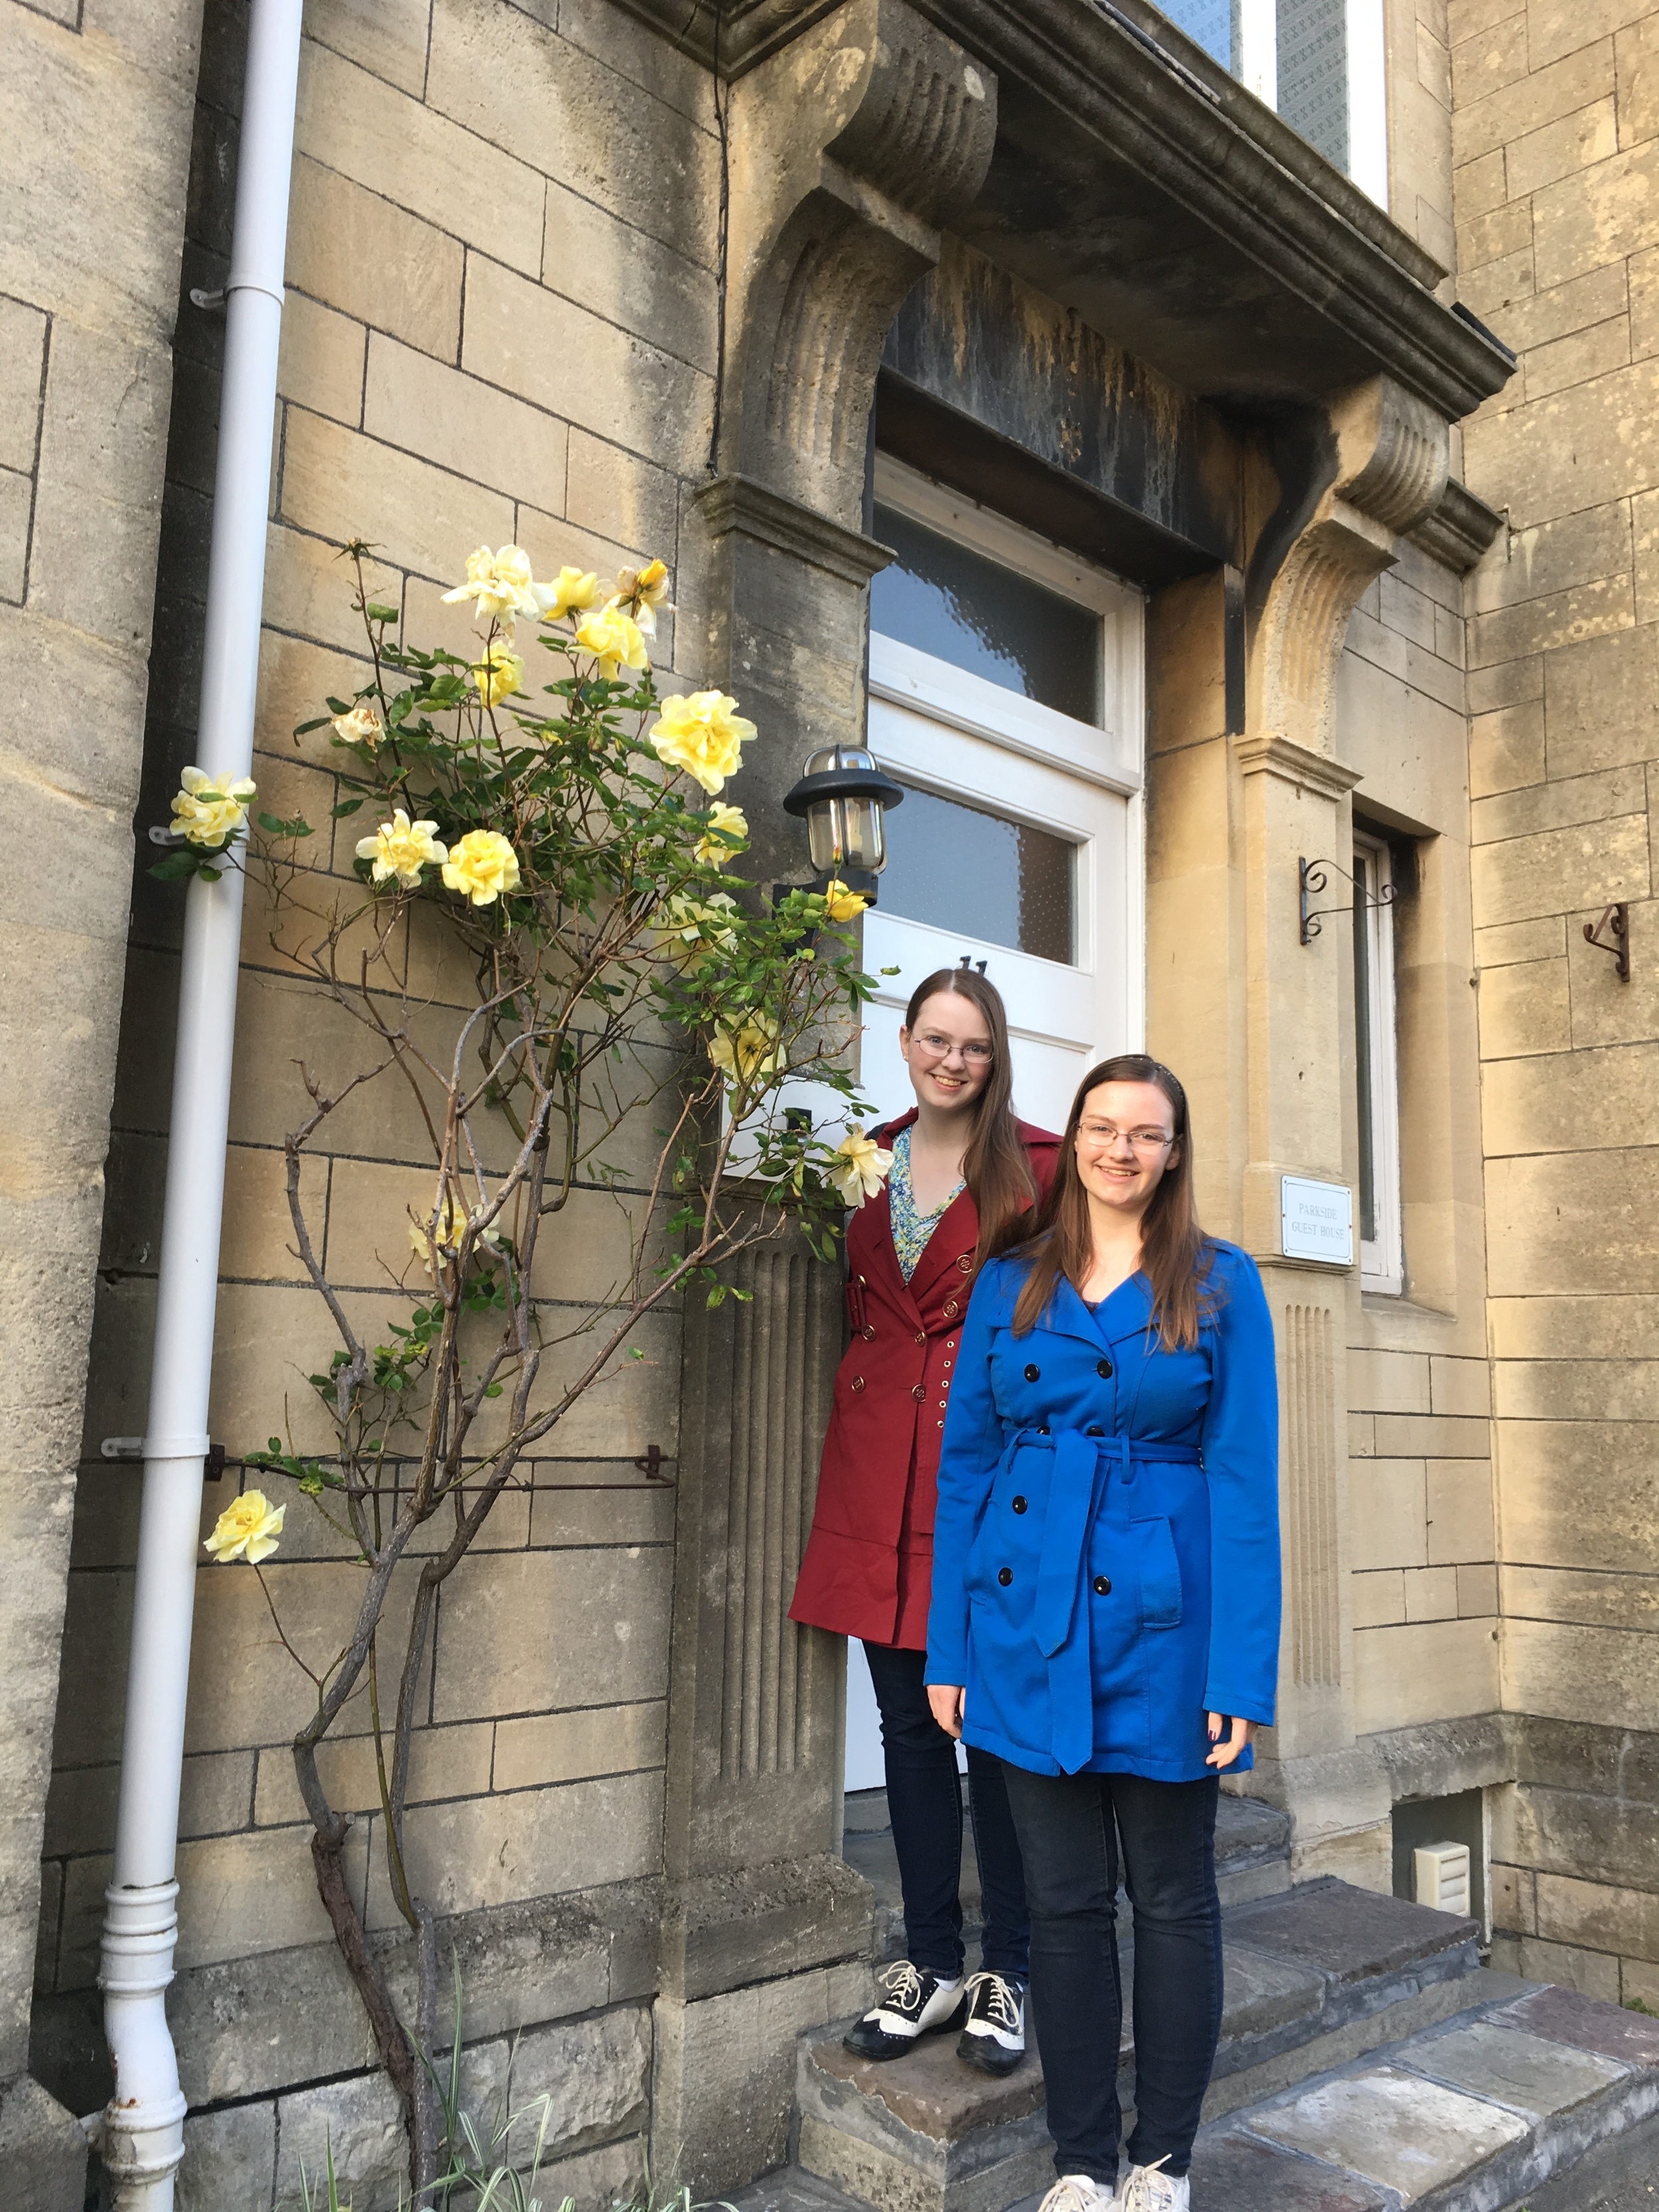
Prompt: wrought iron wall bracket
<box><xmin>1583</xmin><ymin>903</ymin><xmax>1630</xmax><ymax>981</ymax></box>
<box><xmin>1300</xmin><ymin>856</ymin><xmax>1396</xmax><ymax>945</ymax></box>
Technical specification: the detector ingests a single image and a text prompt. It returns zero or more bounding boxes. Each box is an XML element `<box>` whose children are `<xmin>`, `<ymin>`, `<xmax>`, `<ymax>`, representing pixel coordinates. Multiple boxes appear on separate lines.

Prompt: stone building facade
<box><xmin>1</xmin><ymin>0</ymin><xmax>1656</xmax><ymax>2204</ymax></box>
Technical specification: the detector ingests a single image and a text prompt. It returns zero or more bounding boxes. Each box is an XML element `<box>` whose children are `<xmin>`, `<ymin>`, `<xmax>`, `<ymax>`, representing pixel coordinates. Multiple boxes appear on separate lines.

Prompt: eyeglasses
<box><xmin>912</xmin><ymin>1032</ymin><xmax>994</xmax><ymax>1065</ymax></box>
<box><xmin>1078</xmin><ymin>1122</ymin><xmax>1175</xmax><ymax>1152</ymax></box>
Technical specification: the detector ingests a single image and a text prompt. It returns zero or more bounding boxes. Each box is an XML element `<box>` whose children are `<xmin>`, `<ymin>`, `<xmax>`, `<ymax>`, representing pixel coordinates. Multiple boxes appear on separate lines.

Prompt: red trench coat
<box><xmin>789</xmin><ymin>1111</ymin><xmax>1060</xmax><ymax>1649</ymax></box>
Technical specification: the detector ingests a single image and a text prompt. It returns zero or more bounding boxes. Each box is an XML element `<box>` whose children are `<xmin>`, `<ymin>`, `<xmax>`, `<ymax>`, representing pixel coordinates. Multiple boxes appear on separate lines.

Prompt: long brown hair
<box><xmin>901</xmin><ymin>968</ymin><xmax>1037</xmax><ymax>1268</ymax></box>
<box><xmin>1005</xmin><ymin>1053</ymin><xmax>1216</xmax><ymax>1349</ymax></box>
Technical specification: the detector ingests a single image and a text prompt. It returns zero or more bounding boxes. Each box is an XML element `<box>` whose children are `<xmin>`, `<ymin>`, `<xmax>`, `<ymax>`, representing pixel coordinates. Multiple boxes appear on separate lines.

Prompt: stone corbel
<box><xmin>1247</xmin><ymin>375</ymin><xmax>1450</xmax><ymax>759</ymax></box>
<box><xmin>721</xmin><ymin>0</ymin><xmax>998</xmax><ymax>525</ymax></box>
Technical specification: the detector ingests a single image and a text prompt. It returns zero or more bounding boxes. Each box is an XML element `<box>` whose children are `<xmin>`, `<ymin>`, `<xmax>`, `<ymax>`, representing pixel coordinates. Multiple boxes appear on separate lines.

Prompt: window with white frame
<box><xmin>1154</xmin><ymin>0</ymin><xmax>1389</xmax><ymax>206</ymax></box>
<box><xmin>1352</xmin><ymin>828</ymin><xmax>1402</xmax><ymax>1293</ymax></box>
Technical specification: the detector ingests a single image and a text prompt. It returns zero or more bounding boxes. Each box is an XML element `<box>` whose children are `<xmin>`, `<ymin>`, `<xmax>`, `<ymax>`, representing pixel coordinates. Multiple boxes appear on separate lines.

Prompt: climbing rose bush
<box><xmin>212</xmin><ymin>535</ymin><xmax>879</xmax><ymax>2201</ymax></box>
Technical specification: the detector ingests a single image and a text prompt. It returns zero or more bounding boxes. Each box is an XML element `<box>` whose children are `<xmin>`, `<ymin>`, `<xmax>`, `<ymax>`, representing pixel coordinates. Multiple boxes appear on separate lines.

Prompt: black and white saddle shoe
<box><xmin>956</xmin><ymin>1969</ymin><xmax>1027</xmax><ymax>2075</ymax></box>
<box><xmin>843</xmin><ymin>1961</ymin><xmax>966</xmax><ymax>2060</ymax></box>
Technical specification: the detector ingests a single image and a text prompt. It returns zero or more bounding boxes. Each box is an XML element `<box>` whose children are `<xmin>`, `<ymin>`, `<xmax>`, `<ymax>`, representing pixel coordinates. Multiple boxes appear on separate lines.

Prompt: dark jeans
<box><xmin>861</xmin><ymin>1641</ymin><xmax>1030</xmax><ymax>1980</ymax></box>
<box><xmin>999</xmin><ymin>1764</ymin><xmax>1222</xmax><ymax>2181</ymax></box>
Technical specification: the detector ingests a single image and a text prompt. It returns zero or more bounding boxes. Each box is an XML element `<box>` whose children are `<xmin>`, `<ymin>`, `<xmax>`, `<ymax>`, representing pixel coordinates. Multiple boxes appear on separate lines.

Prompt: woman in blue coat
<box><xmin>925</xmin><ymin>1054</ymin><xmax>1279</xmax><ymax>2212</ymax></box>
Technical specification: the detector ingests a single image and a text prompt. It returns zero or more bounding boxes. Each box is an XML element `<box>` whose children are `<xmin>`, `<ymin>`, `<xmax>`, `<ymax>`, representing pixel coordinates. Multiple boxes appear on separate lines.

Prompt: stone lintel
<box><xmin>697</xmin><ymin>474</ymin><xmax>895</xmax><ymax>589</ymax></box>
<box><xmin>913</xmin><ymin>3</ymin><xmax>1510</xmax><ymax>419</ymax></box>
<box><xmin>618</xmin><ymin>0</ymin><xmax>1508</xmax><ymax>421</ymax></box>
<box><xmin>1407</xmin><ymin>477</ymin><xmax>1506</xmax><ymax>575</ymax></box>
<box><xmin>1232</xmin><ymin>733</ymin><xmax>1364</xmax><ymax>802</ymax></box>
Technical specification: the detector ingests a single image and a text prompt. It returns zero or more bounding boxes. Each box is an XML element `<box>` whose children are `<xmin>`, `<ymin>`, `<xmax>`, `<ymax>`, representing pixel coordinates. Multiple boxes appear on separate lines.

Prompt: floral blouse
<box><xmin>887</xmin><ymin>1127</ymin><xmax>965</xmax><ymax>1282</ymax></box>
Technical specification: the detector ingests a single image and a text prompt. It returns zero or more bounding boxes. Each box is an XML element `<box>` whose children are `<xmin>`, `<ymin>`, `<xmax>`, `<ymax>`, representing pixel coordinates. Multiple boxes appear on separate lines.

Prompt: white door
<box><xmin>842</xmin><ymin>461</ymin><xmax>1145</xmax><ymax>1794</ymax></box>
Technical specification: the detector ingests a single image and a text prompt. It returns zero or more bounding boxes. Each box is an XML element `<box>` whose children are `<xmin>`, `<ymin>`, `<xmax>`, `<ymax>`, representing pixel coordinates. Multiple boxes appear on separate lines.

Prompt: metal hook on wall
<box><xmin>1299</xmin><ymin>856</ymin><xmax>1396</xmax><ymax>946</ymax></box>
<box><xmin>1583</xmin><ymin>903</ymin><xmax>1630</xmax><ymax>982</ymax></box>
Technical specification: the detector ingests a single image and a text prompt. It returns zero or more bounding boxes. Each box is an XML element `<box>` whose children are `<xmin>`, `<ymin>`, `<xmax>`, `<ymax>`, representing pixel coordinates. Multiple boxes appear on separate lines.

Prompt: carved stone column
<box><xmin>1234</xmin><ymin>378</ymin><xmax>1451</xmax><ymax>1882</ymax></box>
<box><xmin>654</xmin><ymin>5</ymin><xmax>998</xmax><ymax>2189</ymax></box>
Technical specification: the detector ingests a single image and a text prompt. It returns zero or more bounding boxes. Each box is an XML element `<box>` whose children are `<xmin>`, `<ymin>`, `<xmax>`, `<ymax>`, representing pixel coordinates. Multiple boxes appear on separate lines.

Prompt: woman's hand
<box><xmin>928</xmin><ymin>1684</ymin><xmax>965</xmax><ymax>1739</ymax></box>
<box><xmin>1206</xmin><ymin>1712</ymin><xmax>1254</xmax><ymax>1769</ymax></box>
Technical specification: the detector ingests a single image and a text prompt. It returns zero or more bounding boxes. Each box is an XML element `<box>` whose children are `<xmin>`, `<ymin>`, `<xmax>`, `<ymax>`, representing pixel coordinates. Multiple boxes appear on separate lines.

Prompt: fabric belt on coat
<box><xmin>1019</xmin><ymin>1428</ymin><xmax>1204</xmax><ymax>1775</ymax></box>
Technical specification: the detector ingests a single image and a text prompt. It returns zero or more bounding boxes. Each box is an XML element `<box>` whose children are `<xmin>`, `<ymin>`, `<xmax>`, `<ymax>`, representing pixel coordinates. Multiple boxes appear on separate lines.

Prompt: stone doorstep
<box><xmin>795</xmin><ymin>1880</ymin><xmax>1482</xmax><ymax>2212</ymax></box>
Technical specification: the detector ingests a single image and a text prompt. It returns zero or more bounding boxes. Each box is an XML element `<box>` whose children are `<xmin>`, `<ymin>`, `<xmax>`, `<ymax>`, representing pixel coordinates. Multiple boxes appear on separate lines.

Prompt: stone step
<box><xmin>737</xmin><ymin>1983</ymin><xmax>1659</xmax><ymax>2212</ymax></box>
<box><xmin>1157</xmin><ymin>1979</ymin><xmax>1659</xmax><ymax>2210</ymax></box>
<box><xmin>792</xmin><ymin>1878</ymin><xmax>1481</xmax><ymax>2212</ymax></box>
<box><xmin>843</xmin><ymin>1787</ymin><xmax>1293</xmax><ymax>1966</ymax></box>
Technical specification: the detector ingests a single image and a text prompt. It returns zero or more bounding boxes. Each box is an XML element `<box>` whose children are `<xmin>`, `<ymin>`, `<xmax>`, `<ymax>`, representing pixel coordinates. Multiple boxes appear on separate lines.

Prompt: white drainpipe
<box><xmin>98</xmin><ymin>0</ymin><xmax>302</xmax><ymax>2201</ymax></box>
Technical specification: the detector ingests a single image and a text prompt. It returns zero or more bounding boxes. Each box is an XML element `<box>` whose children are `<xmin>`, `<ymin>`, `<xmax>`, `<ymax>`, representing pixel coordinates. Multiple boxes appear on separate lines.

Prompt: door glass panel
<box><xmin>879</xmin><ymin>780</ymin><xmax>1075</xmax><ymax>964</ymax></box>
<box><xmin>871</xmin><ymin>504</ymin><xmax>1102</xmax><ymax>724</ymax></box>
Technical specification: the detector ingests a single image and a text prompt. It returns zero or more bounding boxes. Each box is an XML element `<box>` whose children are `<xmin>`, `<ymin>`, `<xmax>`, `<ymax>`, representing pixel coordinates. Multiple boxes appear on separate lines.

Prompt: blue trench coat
<box><xmin>924</xmin><ymin>1243</ymin><xmax>1281</xmax><ymax>1783</ymax></box>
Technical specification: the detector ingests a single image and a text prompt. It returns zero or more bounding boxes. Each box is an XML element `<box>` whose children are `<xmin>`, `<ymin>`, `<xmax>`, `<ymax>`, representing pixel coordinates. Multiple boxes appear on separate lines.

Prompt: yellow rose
<box><xmin>356</xmin><ymin>810</ymin><xmax>448</xmax><ymax>889</ymax></box>
<box><xmin>440</xmin><ymin>544</ymin><xmax>541</xmax><ymax>628</ymax></box>
<box><xmin>442</xmin><ymin>828</ymin><xmax>522</xmax><ymax>906</ymax></box>
<box><xmin>656</xmin><ymin>891</ymin><xmax>739</xmax><ymax>970</ymax></box>
<box><xmin>575</xmin><ymin>603</ymin><xmax>650</xmax><ymax>678</ymax></box>
<box><xmin>821</xmin><ymin>879</ymin><xmax>868</xmax><ymax>922</ymax></box>
<box><xmin>537</xmin><ymin>565</ymin><xmax>603</xmax><ymax>622</ymax></box>
<box><xmin>694</xmin><ymin>802</ymin><xmax>749</xmax><ymax>867</ymax></box>
<box><xmin>204</xmin><ymin>1489</ymin><xmax>285</xmax><ymax>1565</ymax></box>
<box><xmin>470</xmin><ymin>647</ymin><xmax>524</xmax><ymax>708</ymax></box>
<box><xmin>828</xmin><ymin>1126</ymin><xmax>894</xmax><ymax>1207</ymax></box>
<box><xmin>409</xmin><ymin>1195</ymin><xmax>504</xmax><ymax>1272</ymax></box>
<box><xmin>171</xmin><ymin>767</ymin><xmax>258</xmax><ymax>849</ymax></box>
<box><xmin>709</xmin><ymin>1013</ymin><xmax>786</xmax><ymax>1088</ymax></box>
<box><xmin>331</xmin><ymin>703</ymin><xmax>384</xmax><ymax>750</ymax></box>
<box><xmin>614</xmin><ymin>558</ymin><xmax>672</xmax><ymax>635</ymax></box>
<box><xmin>410</xmin><ymin>1195</ymin><xmax>465</xmax><ymax>1270</ymax></box>
<box><xmin>649</xmin><ymin>692</ymin><xmax>757</xmax><ymax>795</ymax></box>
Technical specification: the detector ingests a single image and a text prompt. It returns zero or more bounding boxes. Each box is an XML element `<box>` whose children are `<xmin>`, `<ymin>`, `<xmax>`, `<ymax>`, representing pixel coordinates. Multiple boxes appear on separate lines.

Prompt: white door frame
<box><xmin>869</xmin><ymin>456</ymin><xmax>1147</xmax><ymax>1055</ymax></box>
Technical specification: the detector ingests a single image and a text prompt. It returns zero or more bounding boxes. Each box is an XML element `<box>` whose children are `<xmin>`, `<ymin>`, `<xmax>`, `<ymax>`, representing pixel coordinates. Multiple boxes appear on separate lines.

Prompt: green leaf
<box><xmin>147</xmin><ymin>849</ymin><xmax>200</xmax><ymax>883</ymax></box>
<box><xmin>365</xmin><ymin>602</ymin><xmax>401</xmax><ymax>624</ymax></box>
<box><xmin>331</xmin><ymin>797</ymin><xmax>366</xmax><ymax>818</ymax></box>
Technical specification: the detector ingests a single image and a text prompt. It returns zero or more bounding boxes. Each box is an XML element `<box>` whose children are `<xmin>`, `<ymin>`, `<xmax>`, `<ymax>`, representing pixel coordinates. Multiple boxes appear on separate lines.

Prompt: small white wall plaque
<box><xmin>1281</xmin><ymin>1175</ymin><xmax>1354</xmax><ymax>1265</ymax></box>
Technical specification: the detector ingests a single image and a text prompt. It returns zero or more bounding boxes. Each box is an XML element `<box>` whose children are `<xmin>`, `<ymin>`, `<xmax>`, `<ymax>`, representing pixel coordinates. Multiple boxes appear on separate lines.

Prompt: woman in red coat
<box><xmin>791</xmin><ymin>968</ymin><xmax>1059</xmax><ymax>2073</ymax></box>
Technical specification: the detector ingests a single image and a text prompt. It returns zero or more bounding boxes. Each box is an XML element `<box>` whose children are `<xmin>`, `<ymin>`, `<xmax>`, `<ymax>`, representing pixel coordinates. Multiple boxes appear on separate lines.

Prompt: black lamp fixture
<box><xmin>780</xmin><ymin>743</ymin><xmax>905</xmax><ymax>905</ymax></box>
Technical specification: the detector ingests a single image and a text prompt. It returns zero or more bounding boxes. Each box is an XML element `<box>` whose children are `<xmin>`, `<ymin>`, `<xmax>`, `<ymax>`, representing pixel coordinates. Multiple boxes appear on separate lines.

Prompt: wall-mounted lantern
<box><xmin>782</xmin><ymin>743</ymin><xmax>905</xmax><ymax>904</ymax></box>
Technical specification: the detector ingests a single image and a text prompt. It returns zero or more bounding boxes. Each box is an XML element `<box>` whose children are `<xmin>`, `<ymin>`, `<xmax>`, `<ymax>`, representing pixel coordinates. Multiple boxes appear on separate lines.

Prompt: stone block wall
<box><xmin>25</xmin><ymin>0</ymin><xmax>852</xmax><ymax>2201</ymax></box>
<box><xmin>1451</xmin><ymin>0</ymin><xmax>1659</xmax><ymax>1998</ymax></box>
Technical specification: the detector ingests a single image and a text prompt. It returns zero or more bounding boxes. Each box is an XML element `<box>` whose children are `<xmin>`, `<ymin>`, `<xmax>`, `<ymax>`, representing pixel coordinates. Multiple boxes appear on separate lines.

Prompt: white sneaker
<box><xmin>1118</xmin><ymin>2157</ymin><xmax>1189</xmax><ymax>2211</ymax></box>
<box><xmin>1037</xmin><ymin>2175</ymin><xmax>1118</xmax><ymax>2212</ymax></box>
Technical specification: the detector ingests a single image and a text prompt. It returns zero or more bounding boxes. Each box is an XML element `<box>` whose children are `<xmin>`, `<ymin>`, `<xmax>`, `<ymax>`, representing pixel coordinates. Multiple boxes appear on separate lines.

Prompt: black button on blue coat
<box><xmin>1024</xmin><ymin>1363</ymin><xmax>1041</xmax><ymax>1380</ymax></box>
<box><xmin>1097</xmin><ymin>1359</ymin><xmax>1113</xmax><ymax>1378</ymax></box>
<box><xmin>997</xmin><ymin>1566</ymin><xmax>1013</xmax><ymax>1586</ymax></box>
<box><xmin>1012</xmin><ymin>1495</ymin><xmax>1028</xmax><ymax>1513</ymax></box>
<box><xmin>1094</xmin><ymin>1576</ymin><xmax>1111</xmax><ymax>1595</ymax></box>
